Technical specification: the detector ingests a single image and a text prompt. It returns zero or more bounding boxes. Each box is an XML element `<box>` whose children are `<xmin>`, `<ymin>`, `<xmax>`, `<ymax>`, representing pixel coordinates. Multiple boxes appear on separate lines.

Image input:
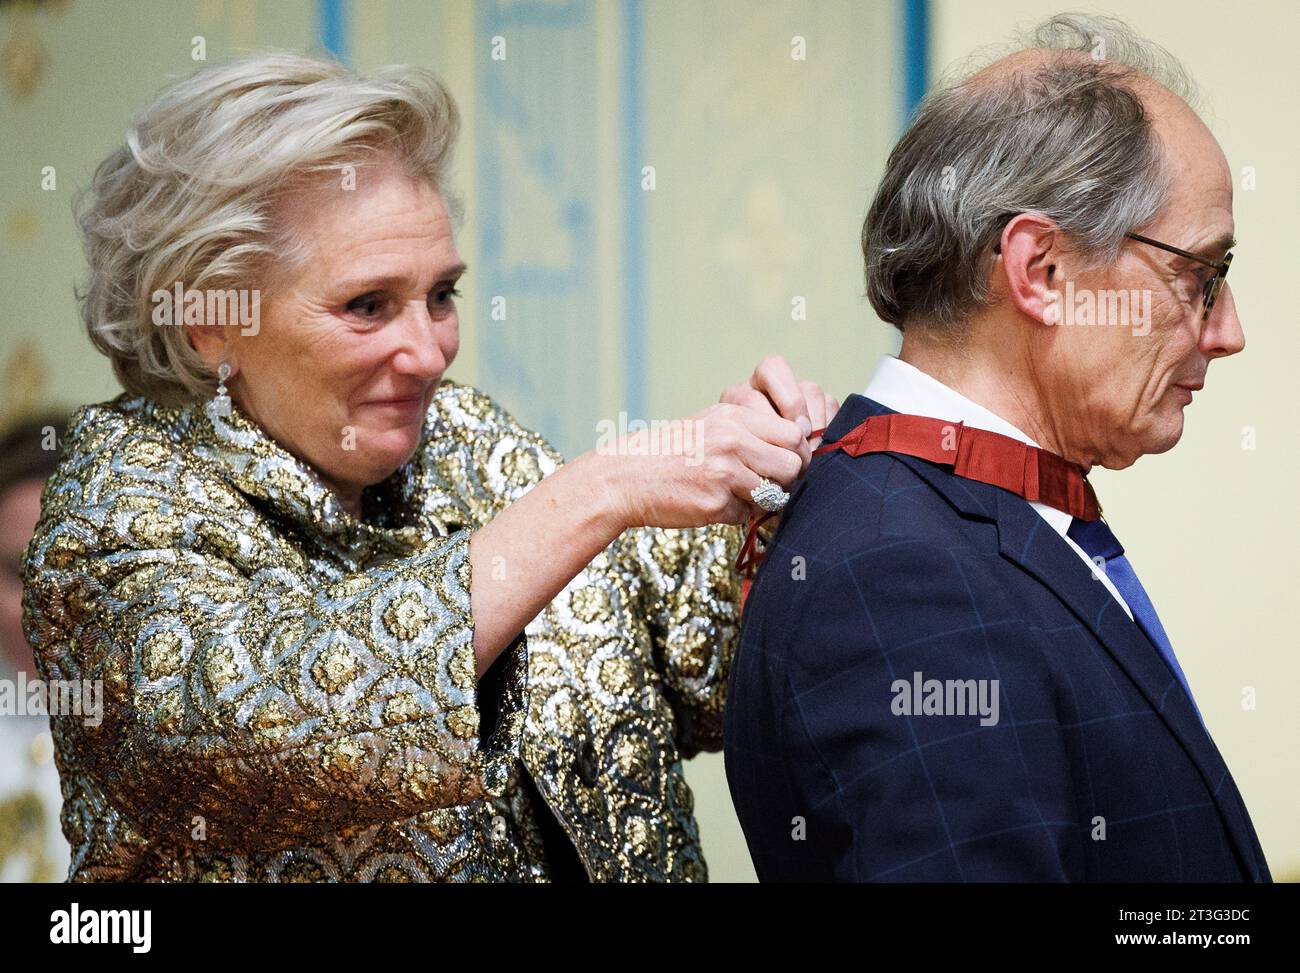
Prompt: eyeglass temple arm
<box><xmin>1125</xmin><ymin>232</ymin><xmax>1224</xmax><ymax>271</ymax></box>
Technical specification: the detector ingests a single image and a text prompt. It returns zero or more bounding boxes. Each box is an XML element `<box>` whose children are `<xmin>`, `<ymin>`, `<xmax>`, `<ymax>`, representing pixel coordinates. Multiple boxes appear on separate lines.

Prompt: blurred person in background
<box><xmin>0</xmin><ymin>411</ymin><xmax>72</xmax><ymax>882</ymax></box>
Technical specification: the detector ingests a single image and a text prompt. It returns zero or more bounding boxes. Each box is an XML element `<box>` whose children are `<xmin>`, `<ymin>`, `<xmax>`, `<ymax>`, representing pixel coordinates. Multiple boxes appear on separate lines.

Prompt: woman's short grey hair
<box><xmin>863</xmin><ymin>13</ymin><xmax>1198</xmax><ymax>335</ymax></box>
<box><xmin>76</xmin><ymin>51</ymin><xmax>462</xmax><ymax>405</ymax></box>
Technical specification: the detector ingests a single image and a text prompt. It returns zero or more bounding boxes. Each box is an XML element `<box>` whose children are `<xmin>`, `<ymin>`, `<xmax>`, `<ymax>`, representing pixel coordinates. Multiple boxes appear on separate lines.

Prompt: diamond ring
<box><xmin>750</xmin><ymin>477</ymin><xmax>791</xmax><ymax>513</ymax></box>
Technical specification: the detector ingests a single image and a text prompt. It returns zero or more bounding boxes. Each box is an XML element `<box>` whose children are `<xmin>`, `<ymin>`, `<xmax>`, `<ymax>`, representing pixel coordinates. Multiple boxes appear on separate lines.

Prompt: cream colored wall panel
<box><xmin>0</xmin><ymin>0</ymin><xmax>317</xmax><ymax>415</ymax></box>
<box><xmin>641</xmin><ymin>0</ymin><xmax>902</xmax><ymax>426</ymax></box>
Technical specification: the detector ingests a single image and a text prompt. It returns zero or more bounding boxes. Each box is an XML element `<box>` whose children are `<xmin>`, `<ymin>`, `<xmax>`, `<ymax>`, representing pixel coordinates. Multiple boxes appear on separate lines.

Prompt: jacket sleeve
<box><xmin>21</xmin><ymin>486</ymin><xmax>526</xmax><ymax>854</ymax></box>
<box><xmin>626</xmin><ymin>523</ymin><xmax>744</xmax><ymax>758</ymax></box>
<box><xmin>435</xmin><ymin>384</ymin><xmax>744</xmax><ymax>758</ymax></box>
<box><xmin>777</xmin><ymin>534</ymin><xmax>1087</xmax><ymax>881</ymax></box>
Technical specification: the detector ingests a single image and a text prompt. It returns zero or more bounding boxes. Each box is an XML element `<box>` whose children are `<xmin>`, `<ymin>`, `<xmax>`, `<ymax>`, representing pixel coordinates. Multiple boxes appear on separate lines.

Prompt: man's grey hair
<box><xmin>75</xmin><ymin>51</ymin><xmax>462</xmax><ymax>406</ymax></box>
<box><xmin>863</xmin><ymin>13</ymin><xmax>1198</xmax><ymax>335</ymax></box>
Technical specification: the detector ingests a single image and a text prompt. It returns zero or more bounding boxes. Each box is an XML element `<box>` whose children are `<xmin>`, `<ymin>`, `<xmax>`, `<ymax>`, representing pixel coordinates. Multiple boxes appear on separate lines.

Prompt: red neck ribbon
<box><xmin>735</xmin><ymin>413</ymin><xmax>1101</xmax><ymax>584</ymax></box>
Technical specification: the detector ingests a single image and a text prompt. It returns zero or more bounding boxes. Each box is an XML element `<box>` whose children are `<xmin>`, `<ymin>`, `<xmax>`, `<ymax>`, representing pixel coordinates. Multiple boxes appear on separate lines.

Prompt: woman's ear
<box><xmin>997</xmin><ymin>213</ymin><xmax>1062</xmax><ymax>327</ymax></box>
<box><xmin>186</xmin><ymin>322</ymin><xmax>236</xmax><ymax>374</ymax></box>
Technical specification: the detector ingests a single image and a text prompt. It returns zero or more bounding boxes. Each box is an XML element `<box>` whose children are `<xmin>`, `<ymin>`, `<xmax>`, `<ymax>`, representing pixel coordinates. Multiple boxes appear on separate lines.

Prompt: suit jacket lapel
<box><xmin>820</xmin><ymin>394</ymin><xmax>1264</xmax><ymax>879</ymax></box>
<box><xmin>984</xmin><ymin>482</ymin><xmax>1263</xmax><ymax>880</ymax></box>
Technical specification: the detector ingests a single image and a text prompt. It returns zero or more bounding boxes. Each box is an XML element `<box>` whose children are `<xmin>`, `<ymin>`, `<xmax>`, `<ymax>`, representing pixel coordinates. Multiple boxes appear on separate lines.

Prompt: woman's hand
<box><xmin>601</xmin><ymin>402</ymin><xmax>807</xmax><ymax>530</ymax></box>
<box><xmin>595</xmin><ymin>357</ymin><xmax>838</xmax><ymax>531</ymax></box>
<box><xmin>720</xmin><ymin>355</ymin><xmax>840</xmax><ymax>466</ymax></box>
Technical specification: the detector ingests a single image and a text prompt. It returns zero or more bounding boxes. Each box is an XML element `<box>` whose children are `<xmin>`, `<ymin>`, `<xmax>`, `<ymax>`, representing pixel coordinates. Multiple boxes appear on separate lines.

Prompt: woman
<box><xmin>20</xmin><ymin>52</ymin><xmax>835</xmax><ymax>881</ymax></box>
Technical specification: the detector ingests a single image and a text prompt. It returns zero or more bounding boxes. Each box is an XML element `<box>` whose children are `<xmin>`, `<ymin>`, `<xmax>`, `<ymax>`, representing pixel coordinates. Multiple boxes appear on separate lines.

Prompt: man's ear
<box><xmin>996</xmin><ymin>213</ymin><xmax>1061</xmax><ymax>326</ymax></box>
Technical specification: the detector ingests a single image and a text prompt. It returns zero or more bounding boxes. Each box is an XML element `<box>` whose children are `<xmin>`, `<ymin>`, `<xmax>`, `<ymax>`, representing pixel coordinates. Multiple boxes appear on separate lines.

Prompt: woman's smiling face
<box><xmin>214</xmin><ymin>157</ymin><xmax>465</xmax><ymax>514</ymax></box>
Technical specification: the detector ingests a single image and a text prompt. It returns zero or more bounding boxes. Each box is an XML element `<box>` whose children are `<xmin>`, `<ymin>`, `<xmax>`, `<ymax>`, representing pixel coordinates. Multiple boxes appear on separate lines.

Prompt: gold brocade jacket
<box><xmin>20</xmin><ymin>380</ymin><xmax>742</xmax><ymax>882</ymax></box>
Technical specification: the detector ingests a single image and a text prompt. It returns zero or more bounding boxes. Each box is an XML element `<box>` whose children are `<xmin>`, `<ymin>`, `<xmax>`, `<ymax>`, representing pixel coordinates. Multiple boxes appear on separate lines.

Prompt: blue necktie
<box><xmin>1067</xmin><ymin>517</ymin><xmax>1205</xmax><ymax>727</ymax></box>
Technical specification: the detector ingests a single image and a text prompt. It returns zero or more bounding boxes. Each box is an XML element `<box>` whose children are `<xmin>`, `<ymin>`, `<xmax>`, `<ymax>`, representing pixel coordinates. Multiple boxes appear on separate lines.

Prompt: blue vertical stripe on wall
<box><xmin>620</xmin><ymin>0</ymin><xmax>647</xmax><ymax>420</ymax></box>
<box><xmin>902</xmin><ymin>0</ymin><xmax>928</xmax><ymax>123</ymax></box>
<box><xmin>473</xmin><ymin>1</ymin><xmax>599</xmax><ymax>459</ymax></box>
<box><xmin>318</xmin><ymin>0</ymin><xmax>350</xmax><ymax>63</ymax></box>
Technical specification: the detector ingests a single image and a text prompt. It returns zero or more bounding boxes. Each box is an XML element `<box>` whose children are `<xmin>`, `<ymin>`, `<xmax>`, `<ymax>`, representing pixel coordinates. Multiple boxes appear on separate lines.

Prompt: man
<box><xmin>724</xmin><ymin>14</ymin><xmax>1271</xmax><ymax>882</ymax></box>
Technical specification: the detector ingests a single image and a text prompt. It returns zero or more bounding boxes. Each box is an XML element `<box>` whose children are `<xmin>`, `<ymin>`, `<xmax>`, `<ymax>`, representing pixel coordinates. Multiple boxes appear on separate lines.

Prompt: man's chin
<box><xmin>1141</xmin><ymin>412</ymin><xmax>1187</xmax><ymax>458</ymax></box>
<box><xmin>1093</xmin><ymin>416</ymin><xmax>1185</xmax><ymax>470</ymax></box>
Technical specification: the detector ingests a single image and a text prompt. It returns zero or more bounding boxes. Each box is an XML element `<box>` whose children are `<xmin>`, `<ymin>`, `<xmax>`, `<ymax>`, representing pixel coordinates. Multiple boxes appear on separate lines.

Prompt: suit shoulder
<box><xmin>773</xmin><ymin>450</ymin><xmax>984</xmax><ymax>566</ymax></box>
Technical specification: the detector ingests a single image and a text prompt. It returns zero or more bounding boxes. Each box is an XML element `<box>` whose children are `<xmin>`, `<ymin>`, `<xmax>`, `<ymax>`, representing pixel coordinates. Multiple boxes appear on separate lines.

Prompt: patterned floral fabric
<box><xmin>20</xmin><ymin>380</ymin><xmax>741</xmax><ymax>881</ymax></box>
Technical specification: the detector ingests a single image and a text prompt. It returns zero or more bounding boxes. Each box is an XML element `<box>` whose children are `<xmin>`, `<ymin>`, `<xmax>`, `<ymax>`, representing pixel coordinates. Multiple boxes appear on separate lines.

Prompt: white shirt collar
<box><xmin>863</xmin><ymin>353</ymin><xmax>1073</xmax><ymax>534</ymax></box>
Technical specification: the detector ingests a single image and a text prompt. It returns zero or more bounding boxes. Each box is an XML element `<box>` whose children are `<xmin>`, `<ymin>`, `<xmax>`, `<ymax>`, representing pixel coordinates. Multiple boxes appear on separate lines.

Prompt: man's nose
<box><xmin>1202</xmin><ymin>283</ymin><xmax>1244</xmax><ymax>359</ymax></box>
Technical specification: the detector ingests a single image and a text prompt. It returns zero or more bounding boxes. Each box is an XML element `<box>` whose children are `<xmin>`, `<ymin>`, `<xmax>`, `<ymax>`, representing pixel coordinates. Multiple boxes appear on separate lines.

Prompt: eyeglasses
<box><xmin>992</xmin><ymin>221</ymin><xmax>1234</xmax><ymax>321</ymax></box>
<box><xmin>1124</xmin><ymin>232</ymin><xmax>1233</xmax><ymax>320</ymax></box>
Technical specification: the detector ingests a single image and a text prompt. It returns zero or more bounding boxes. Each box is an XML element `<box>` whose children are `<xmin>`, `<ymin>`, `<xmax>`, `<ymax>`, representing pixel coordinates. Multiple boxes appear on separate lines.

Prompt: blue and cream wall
<box><xmin>349</xmin><ymin>0</ymin><xmax>913</xmax><ymax>458</ymax></box>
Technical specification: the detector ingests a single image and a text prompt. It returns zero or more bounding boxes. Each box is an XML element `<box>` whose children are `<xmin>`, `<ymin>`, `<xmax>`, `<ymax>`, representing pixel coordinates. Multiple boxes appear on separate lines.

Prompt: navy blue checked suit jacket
<box><xmin>724</xmin><ymin>393</ymin><xmax>1271</xmax><ymax>882</ymax></box>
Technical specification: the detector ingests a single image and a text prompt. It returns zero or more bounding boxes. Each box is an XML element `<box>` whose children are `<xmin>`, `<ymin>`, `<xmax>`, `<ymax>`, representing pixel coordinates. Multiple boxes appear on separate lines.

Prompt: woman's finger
<box><xmin>737</xmin><ymin>466</ymin><xmax>795</xmax><ymax>519</ymax></box>
<box><xmin>750</xmin><ymin>356</ymin><xmax>812</xmax><ymax>436</ymax></box>
<box><xmin>718</xmin><ymin>381</ymin><xmax>756</xmax><ymax>407</ymax></box>
<box><xmin>724</xmin><ymin>385</ymin><xmax>777</xmax><ymax>417</ymax></box>
<box><xmin>735</xmin><ymin>435</ymin><xmax>805</xmax><ymax>492</ymax></box>
<box><xmin>727</xmin><ymin>384</ymin><xmax>818</xmax><ymax>470</ymax></box>
<box><xmin>800</xmin><ymin>381</ymin><xmax>828</xmax><ymax>432</ymax></box>
<box><xmin>732</xmin><ymin>405</ymin><xmax>809</xmax><ymax>471</ymax></box>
